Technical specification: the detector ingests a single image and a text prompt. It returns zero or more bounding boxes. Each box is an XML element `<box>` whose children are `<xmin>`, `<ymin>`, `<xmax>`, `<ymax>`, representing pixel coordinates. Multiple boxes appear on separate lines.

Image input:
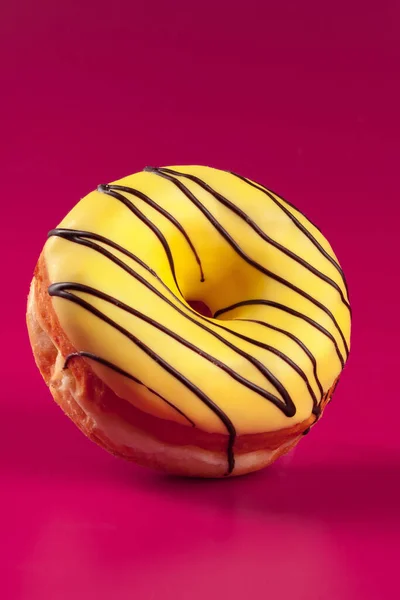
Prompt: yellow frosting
<box><xmin>44</xmin><ymin>166</ymin><xmax>351</xmax><ymax>436</ymax></box>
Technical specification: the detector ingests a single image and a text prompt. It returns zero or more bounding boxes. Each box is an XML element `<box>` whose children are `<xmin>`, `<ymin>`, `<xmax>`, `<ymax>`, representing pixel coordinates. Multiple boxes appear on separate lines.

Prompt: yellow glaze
<box><xmin>44</xmin><ymin>166</ymin><xmax>351</xmax><ymax>435</ymax></box>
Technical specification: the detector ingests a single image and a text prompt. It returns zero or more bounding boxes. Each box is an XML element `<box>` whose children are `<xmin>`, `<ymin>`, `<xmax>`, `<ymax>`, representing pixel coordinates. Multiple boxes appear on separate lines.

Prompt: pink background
<box><xmin>2</xmin><ymin>1</ymin><xmax>399</xmax><ymax>598</ymax></box>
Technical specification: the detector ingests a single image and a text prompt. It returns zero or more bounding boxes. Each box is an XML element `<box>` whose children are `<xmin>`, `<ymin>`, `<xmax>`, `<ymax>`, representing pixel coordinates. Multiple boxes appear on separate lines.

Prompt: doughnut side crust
<box><xmin>27</xmin><ymin>252</ymin><xmax>334</xmax><ymax>478</ymax></box>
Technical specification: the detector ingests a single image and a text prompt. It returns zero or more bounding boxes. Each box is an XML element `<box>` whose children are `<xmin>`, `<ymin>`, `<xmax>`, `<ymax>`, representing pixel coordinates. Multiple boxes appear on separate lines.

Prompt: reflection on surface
<box><xmin>3</xmin><ymin>404</ymin><xmax>400</xmax><ymax>600</ymax></box>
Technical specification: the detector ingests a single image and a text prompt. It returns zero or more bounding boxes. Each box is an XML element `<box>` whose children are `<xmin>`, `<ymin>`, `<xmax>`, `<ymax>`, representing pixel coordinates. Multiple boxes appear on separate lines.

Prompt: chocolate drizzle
<box><xmin>214</xmin><ymin>299</ymin><xmax>345</xmax><ymax>368</ymax></box>
<box><xmin>48</xmin><ymin>229</ymin><xmax>314</xmax><ymax>411</ymax></box>
<box><xmin>52</xmin><ymin>281</ymin><xmax>297</xmax><ymax>414</ymax></box>
<box><xmin>235</xmin><ymin>318</ymin><xmax>324</xmax><ymax>398</ymax></box>
<box><xmin>99</xmin><ymin>183</ymin><xmax>205</xmax><ymax>283</ymax></box>
<box><xmin>47</xmin><ymin>166</ymin><xmax>349</xmax><ymax>475</ymax></box>
<box><xmin>148</xmin><ymin>167</ymin><xmax>350</xmax><ymax>311</ymax></box>
<box><xmin>145</xmin><ymin>167</ymin><xmax>349</xmax><ymax>360</ymax></box>
<box><xmin>49</xmin><ymin>281</ymin><xmax>237</xmax><ymax>474</ymax></box>
<box><xmin>228</xmin><ymin>170</ymin><xmax>350</xmax><ymax>299</ymax></box>
<box><xmin>64</xmin><ymin>351</ymin><xmax>196</xmax><ymax>426</ymax></box>
<box><xmin>97</xmin><ymin>184</ymin><xmax>182</xmax><ymax>293</ymax></box>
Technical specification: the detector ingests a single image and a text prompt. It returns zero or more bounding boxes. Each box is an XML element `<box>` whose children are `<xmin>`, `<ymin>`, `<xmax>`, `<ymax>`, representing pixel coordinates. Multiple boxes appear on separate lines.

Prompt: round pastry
<box><xmin>27</xmin><ymin>166</ymin><xmax>351</xmax><ymax>478</ymax></box>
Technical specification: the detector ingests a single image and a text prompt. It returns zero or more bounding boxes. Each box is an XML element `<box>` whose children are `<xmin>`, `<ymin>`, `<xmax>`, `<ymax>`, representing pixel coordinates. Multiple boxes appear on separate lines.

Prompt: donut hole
<box><xmin>187</xmin><ymin>300</ymin><xmax>213</xmax><ymax>318</ymax></box>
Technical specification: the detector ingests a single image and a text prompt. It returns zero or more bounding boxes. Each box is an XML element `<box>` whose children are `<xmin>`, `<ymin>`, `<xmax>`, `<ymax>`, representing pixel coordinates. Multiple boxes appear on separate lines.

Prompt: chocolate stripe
<box><xmin>49</xmin><ymin>284</ymin><xmax>237</xmax><ymax>475</ymax></box>
<box><xmin>64</xmin><ymin>351</ymin><xmax>196</xmax><ymax>426</ymax></box>
<box><xmin>214</xmin><ymin>299</ymin><xmax>345</xmax><ymax>368</ymax></box>
<box><xmin>151</xmin><ymin>167</ymin><xmax>350</xmax><ymax>310</ymax></box>
<box><xmin>106</xmin><ymin>183</ymin><xmax>204</xmax><ymax>282</ymax></box>
<box><xmin>145</xmin><ymin>167</ymin><xmax>349</xmax><ymax>360</ymax></box>
<box><xmin>228</xmin><ymin>170</ymin><xmax>350</xmax><ymax>298</ymax></box>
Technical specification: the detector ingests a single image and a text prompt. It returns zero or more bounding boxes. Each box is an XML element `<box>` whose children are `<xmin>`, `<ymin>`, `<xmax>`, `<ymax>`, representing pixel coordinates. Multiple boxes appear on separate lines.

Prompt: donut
<box><xmin>27</xmin><ymin>166</ymin><xmax>351</xmax><ymax>478</ymax></box>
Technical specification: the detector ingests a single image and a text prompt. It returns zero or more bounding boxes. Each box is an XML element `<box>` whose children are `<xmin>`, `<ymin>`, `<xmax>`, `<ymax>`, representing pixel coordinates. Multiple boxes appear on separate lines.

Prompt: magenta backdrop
<box><xmin>2</xmin><ymin>1</ymin><xmax>399</xmax><ymax>599</ymax></box>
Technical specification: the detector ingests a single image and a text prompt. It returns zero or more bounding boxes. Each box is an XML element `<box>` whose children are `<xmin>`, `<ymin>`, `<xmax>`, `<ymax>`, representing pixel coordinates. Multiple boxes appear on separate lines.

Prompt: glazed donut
<box><xmin>27</xmin><ymin>166</ymin><xmax>351</xmax><ymax>478</ymax></box>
